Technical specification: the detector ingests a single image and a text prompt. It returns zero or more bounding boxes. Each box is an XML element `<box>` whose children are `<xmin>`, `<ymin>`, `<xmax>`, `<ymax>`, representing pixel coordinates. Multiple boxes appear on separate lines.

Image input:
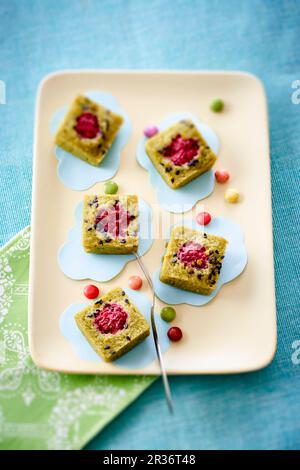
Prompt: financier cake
<box><xmin>145</xmin><ymin>119</ymin><xmax>217</xmax><ymax>189</ymax></box>
<box><xmin>83</xmin><ymin>194</ymin><xmax>139</xmax><ymax>254</ymax></box>
<box><xmin>55</xmin><ymin>95</ymin><xmax>123</xmax><ymax>166</ymax></box>
<box><xmin>160</xmin><ymin>226</ymin><xmax>228</xmax><ymax>295</ymax></box>
<box><xmin>75</xmin><ymin>288</ymin><xmax>150</xmax><ymax>362</ymax></box>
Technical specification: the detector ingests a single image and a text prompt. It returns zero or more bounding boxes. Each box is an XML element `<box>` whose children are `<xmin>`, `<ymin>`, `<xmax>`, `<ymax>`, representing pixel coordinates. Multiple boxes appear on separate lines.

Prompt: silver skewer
<box><xmin>134</xmin><ymin>251</ymin><xmax>173</xmax><ymax>413</ymax></box>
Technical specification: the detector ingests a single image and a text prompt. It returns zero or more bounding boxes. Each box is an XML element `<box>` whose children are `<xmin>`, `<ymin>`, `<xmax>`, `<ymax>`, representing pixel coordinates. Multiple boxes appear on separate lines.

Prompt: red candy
<box><xmin>215</xmin><ymin>169</ymin><xmax>230</xmax><ymax>184</ymax></box>
<box><xmin>196</xmin><ymin>211</ymin><xmax>211</xmax><ymax>226</ymax></box>
<box><xmin>167</xmin><ymin>327</ymin><xmax>183</xmax><ymax>342</ymax></box>
<box><xmin>128</xmin><ymin>275</ymin><xmax>143</xmax><ymax>290</ymax></box>
<box><xmin>83</xmin><ymin>284</ymin><xmax>99</xmax><ymax>299</ymax></box>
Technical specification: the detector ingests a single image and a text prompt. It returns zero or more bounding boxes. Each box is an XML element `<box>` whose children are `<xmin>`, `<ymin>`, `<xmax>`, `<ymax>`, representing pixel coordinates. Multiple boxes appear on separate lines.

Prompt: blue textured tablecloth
<box><xmin>1</xmin><ymin>0</ymin><xmax>300</xmax><ymax>450</ymax></box>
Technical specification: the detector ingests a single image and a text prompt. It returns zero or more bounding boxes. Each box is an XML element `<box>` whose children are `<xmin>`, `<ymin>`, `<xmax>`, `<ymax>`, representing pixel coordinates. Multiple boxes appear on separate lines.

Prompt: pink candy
<box><xmin>144</xmin><ymin>125</ymin><xmax>159</xmax><ymax>138</ymax></box>
<box><xmin>128</xmin><ymin>275</ymin><xmax>143</xmax><ymax>290</ymax></box>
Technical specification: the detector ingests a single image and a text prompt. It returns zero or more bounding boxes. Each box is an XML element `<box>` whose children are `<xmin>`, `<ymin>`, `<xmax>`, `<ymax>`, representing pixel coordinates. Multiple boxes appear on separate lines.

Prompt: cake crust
<box><xmin>75</xmin><ymin>288</ymin><xmax>150</xmax><ymax>362</ymax></box>
<box><xmin>82</xmin><ymin>194</ymin><xmax>139</xmax><ymax>254</ymax></box>
<box><xmin>160</xmin><ymin>226</ymin><xmax>228</xmax><ymax>295</ymax></box>
<box><xmin>145</xmin><ymin>120</ymin><xmax>217</xmax><ymax>189</ymax></box>
<box><xmin>55</xmin><ymin>95</ymin><xmax>123</xmax><ymax>166</ymax></box>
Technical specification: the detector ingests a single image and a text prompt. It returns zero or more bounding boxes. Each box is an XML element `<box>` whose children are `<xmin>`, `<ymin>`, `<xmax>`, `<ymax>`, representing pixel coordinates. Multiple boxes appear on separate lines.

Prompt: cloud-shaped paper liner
<box><xmin>58</xmin><ymin>198</ymin><xmax>153</xmax><ymax>282</ymax></box>
<box><xmin>60</xmin><ymin>289</ymin><xmax>170</xmax><ymax>369</ymax></box>
<box><xmin>136</xmin><ymin>112</ymin><xmax>219</xmax><ymax>213</ymax></box>
<box><xmin>50</xmin><ymin>91</ymin><xmax>131</xmax><ymax>191</ymax></box>
<box><xmin>153</xmin><ymin>217</ymin><xmax>247</xmax><ymax>306</ymax></box>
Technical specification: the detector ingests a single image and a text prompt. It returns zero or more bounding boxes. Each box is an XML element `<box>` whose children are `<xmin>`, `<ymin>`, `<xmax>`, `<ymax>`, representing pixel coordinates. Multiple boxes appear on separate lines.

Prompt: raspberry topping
<box><xmin>162</xmin><ymin>134</ymin><xmax>200</xmax><ymax>166</ymax></box>
<box><xmin>75</xmin><ymin>112</ymin><xmax>101</xmax><ymax>139</ymax></box>
<box><xmin>177</xmin><ymin>241</ymin><xmax>208</xmax><ymax>270</ymax></box>
<box><xmin>94</xmin><ymin>303</ymin><xmax>128</xmax><ymax>334</ymax></box>
<box><xmin>95</xmin><ymin>202</ymin><xmax>132</xmax><ymax>238</ymax></box>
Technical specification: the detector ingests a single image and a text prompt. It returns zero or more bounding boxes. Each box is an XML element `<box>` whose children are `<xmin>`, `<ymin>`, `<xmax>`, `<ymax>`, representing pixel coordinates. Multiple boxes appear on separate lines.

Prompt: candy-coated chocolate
<box><xmin>128</xmin><ymin>275</ymin><xmax>143</xmax><ymax>290</ymax></box>
<box><xmin>167</xmin><ymin>326</ymin><xmax>183</xmax><ymax>342</ymax></box>
<box><xmin>215</xmin><ymin>169</ymin><xmax>230</xmax><ymax>183</ymax></box>
<box><xmin>160</xmin><ymin>306</ymin><xmax>176</xmax><ymax>322</ymax></box>
<box><xmin>210</xmin><ymin>99</ymin><xmax>224</xmax><ymax>112</ymax></box>
<box><xmin>144</xmin><ymin>125</ymin><xmax>159</xmax><ymax>138</ymax></box>
<box><xmin>196</xmin><ymin>211</ymin><xmax>212</xmax><ymax>226</ymax></box>
<box><xmin>225</xmin><ymin>188</ymin><xmax>240</xmax><ymax>203</ymax></box>
<box><xmin>84</xmin><ymin>284</ymin><xmax>100</xmax><ymax>299</ymax></box>
<box><xmin>104</xmin><ymin>180</ymin><xmax>118</xmax><ymax>194</ymax></box>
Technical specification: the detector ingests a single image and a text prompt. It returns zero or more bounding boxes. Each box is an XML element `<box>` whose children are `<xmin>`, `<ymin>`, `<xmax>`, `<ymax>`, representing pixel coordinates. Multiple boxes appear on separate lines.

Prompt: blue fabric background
<box><xmin>0</xmin><ymin>0</ymin><xmax>300</xmax><ymax>450</ymax></box>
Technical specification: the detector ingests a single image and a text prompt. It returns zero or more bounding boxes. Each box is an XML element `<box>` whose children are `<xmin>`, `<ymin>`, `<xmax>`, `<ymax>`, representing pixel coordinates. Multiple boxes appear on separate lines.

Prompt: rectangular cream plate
<box><xmin>29</xmin><ymin>70</ymin><xmax>276</xmax><ymax>375</ymax></box>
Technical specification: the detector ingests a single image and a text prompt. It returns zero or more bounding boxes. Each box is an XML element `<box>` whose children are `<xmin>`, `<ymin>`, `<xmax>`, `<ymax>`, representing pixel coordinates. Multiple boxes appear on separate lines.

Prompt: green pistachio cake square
<box><xmin>145</xmin><ymin>120</ymin><xmax>217</xmax><ymax>189</ymax></box>
<box><xmin>55</xmin><ymin>95</ymin><xmax>123</xmax><ymax>166</ymax></box>
<box><xmin>75</xmin><ymin>288</ymin><xmax>150</xmax><ymax>362</ymax></box>
<box><xmin>82</xmin><ymin>194</ymin><xmax>139</xmax><ymax>254</ymax></box>
<box><xmin>160</xmin><ymin>226</ymin><xmax>228</xmax><ymax>295</ymax></box>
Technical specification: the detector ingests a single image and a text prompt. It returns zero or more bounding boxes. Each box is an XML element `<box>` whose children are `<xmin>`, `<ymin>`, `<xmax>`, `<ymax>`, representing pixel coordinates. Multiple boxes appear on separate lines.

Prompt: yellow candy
<box><xmin>225</xmin><ymin>188</ymin><xmax>240</xmax><ymax>203</ymax></box>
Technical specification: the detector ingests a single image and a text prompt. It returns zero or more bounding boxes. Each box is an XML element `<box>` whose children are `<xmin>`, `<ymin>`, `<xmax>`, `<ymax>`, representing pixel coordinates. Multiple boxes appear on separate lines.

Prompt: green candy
<box><xmin>210</xmin><ymin>99</ymin><xmax>224</xmax><ymax>113</ymax></box>
<box><xmin>104</xmin><ymin>180</ymin><xmax>118</xmax><ymax>194</ymax></box>
<box><xmin>160</xmin><ymin>306</ymin><xmax>176</xmax><ymax>323</ymax></box>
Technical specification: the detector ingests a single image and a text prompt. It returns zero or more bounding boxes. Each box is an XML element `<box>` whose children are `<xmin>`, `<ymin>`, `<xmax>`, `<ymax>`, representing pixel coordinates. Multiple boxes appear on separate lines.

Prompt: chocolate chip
<box><xmin>197</xmin><ymin>274</ymin><xmax>202</xmax><ymax>280</ymax></box>
<box><xmin>120</xmin><ymin>239</ymin><xmax>126</xmax><ymax>244</ymax></box>
<box><xmin>171</xmin><ymin>178</ymin><xmax>175</xmax><ymax>183</ymax></box>
<box><xmin>165</xmin><ymin>167</ymin><xmax>172</xmax><ymax>173</ymax></box>
<box><xmin>95</xmin><ymin>299</ymin><xmax>103</xmax><ymax>305</ymax></box>
<box><xmin>215</xmin><ymin>250</ymin><xmax>219</xmax><ymax>254</ymax></box>
<box><xmin>175</xmin><ymin>170</ymin><xmax>180</xmax><ymax>175</ymax></box>
<box><xmin>87</xmin><ymin>313</ymin><xmax>94</xmax><ymax>318</ymax></box>
<box><xmin>130</xmin><ymin>215</ymin><xmax>136</xmax><ymax>220</ymax></box>
<box><xmin>188</xmin><ymin>270</ymin><xmax>194</xmax><ymax>275</ymax></box>
<box><xmin>104</xmin><ymin>345</ymin><xmax>110</xmax><ymax>350</ymax></box>
<box><xmin>221</xmin><ymin>255</ymin><xmax>225</xmax><ymax>259</ymax></box>
<box><xmin>122</xmin><ymin>291</ymin><xmax>126</xmax><ymax>296</ymax></box>
<box><xmin>171</xmin><ymin>258</ymin><xmax>177</xmax><ymax>263</ymax></box>
<box><xmin>105</xmin><ymin>238</ymin><xmax>112</xmax><ymax>243</ymax></box>
<box><xmin>125</xmin><ymin>299</ymin><xmax>130</xmax><ymax>304</ymax></box>
<box><xmin>203</xmin><ymin>233</ymin><xmax>207</xmax><ymax>238</ymax></box>
<box><xmin>98</xmin><ymin>240</ymin><xmax>103</xmax><ymax>245</ymax></box>
<box><xmin>126</xmin><ymin>336</ymin><xmax>131</xmax><ymax>341</ymax></box>
<box><xmin>87</xmin><ymin>227</ymin><xmax>93</xmax><ymax>231</ymax></box>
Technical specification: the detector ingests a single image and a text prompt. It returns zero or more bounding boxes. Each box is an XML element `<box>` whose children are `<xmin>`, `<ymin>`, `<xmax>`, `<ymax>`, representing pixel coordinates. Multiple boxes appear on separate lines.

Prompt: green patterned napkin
<box><xmin>0</xmin><ymin>227</ymin><xmax>155</xmax><ymax>450</ymax></box>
